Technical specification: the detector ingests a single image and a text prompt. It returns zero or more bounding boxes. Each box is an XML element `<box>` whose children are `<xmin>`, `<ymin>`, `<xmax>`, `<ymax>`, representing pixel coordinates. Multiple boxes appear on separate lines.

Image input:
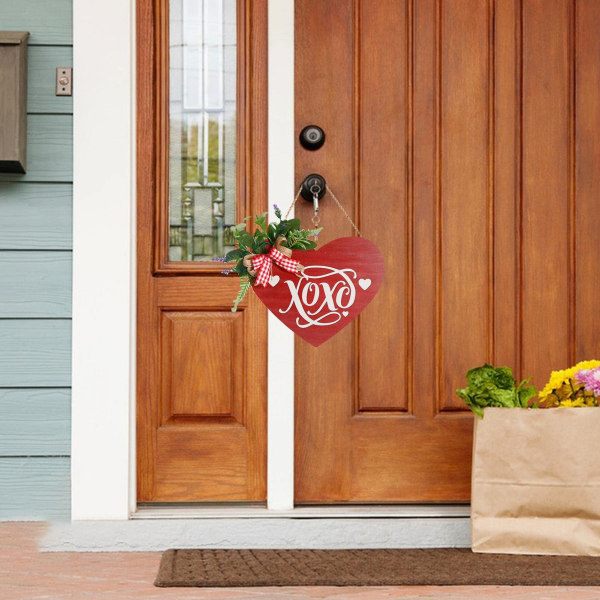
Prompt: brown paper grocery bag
<box><xmin>471</xmin><ymin>406</ymin><xmax>600</xmax><ymax>555</ymax></box>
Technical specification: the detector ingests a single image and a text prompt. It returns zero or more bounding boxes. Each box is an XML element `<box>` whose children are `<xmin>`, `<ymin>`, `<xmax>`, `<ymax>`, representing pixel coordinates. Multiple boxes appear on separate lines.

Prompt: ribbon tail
<box><xmin>252</xmin><ymin>255</ymin><xmax>273</xmax><ymax>287</ymax></box>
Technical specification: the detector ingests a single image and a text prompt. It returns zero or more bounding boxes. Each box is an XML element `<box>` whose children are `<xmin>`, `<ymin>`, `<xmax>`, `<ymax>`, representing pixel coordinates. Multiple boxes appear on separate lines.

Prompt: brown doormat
<box><xmin>155</xmin><ymin>548</ymin><xmax>600</xmax><ymax>587</ymax></box>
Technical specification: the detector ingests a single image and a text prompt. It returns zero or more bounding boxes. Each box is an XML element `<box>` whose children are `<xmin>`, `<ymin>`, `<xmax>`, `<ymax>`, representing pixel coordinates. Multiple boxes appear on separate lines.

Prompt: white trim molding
<box><xmin>71</xmin><ymin>0</ymin><xmax>136</xmax><ymax>519</ymax></box>
<box><xmin>267</xmin><ymin>0</ymin><xmax>295</xmax><ymax>511</ymax></box>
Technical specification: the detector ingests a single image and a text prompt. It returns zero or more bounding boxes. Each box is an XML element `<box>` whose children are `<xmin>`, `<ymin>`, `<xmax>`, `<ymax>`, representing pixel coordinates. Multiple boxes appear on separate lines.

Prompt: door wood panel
<box><xmin>295</xmin><ymin>0</ymin><xmax>600</xmax><ymax>502</ymax></box>
<box><xmin>521</xmin><ymin>0</ymin><xmax>573</xmax><ymax>386</ymax></box>
<box><xmin>136</xmin><ymin>0</ymin><xmax>267</xmax><ymax>502</ymax></box>
<box><xmin>576</xmin><ymin>0</ymin><xmax>600</xmax><ymax>360</ymax></box>
<box><xmin>160</xmin><ymin>311</ymin><xmax>244</xmax><ymax>423</ymax></box>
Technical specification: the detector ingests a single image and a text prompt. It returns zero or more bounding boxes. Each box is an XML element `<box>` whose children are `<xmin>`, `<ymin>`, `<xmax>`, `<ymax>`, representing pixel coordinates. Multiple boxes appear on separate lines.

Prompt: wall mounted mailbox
<box><xmin>0</xmin><ymin>32</ymin><xmax>29</xmax><ymax>174</ymax></box>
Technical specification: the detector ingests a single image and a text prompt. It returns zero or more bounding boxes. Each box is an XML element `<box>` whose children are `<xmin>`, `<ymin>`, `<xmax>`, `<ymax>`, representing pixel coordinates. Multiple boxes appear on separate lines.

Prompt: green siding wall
<box><xmin>0</xmin><ymin>0</ymin><xmax>72</xmax><ymax>519</ymax></box>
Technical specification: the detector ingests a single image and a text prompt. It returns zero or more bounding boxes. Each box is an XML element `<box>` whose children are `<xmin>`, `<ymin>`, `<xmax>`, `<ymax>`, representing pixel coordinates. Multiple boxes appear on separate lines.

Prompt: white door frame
<box><xmin>71</xmin><ymin>0</ymin><xmax>296</xmax><ymax>519</ymax></box>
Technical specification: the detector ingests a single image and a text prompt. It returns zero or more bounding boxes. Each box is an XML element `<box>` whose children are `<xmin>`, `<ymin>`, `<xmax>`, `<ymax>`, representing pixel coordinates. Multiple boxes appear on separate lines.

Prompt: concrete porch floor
<box><xmin>1</xmin><ymin>523</ymin><xmax>599</xmax><ymax>599</ymax></box>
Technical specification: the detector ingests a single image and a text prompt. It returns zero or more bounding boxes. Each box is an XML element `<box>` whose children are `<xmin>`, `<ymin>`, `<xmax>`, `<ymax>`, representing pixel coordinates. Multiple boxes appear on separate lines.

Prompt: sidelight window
<box><xmin>168</xmin><ymin>0</ymin><xmax>237</xmax><ymax>262</ymax></box>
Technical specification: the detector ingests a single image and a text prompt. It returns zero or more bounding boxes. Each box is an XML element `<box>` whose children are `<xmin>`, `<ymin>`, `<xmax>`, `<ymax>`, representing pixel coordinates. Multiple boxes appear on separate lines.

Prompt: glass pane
<box><xmin>169</xmin><ymin>0</ymin><xmax>236</xmax><ymax>262</ymax></box>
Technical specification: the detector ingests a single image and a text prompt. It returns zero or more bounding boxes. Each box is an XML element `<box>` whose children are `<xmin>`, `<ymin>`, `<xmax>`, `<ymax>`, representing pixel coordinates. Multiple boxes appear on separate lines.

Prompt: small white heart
<box><xmin>342</xmin><ymin>311</ymin><xmax>349</xmax><ymax>317</ymax></box>
<box><xmin>358</xmin><ymin>278</ymin><xmax>372</xmax><ymax>290</ymax></box>
<box><xmin>269</xmin><ymin>275</ymin><xmax>280</xmax><ymax>287</ymax></box>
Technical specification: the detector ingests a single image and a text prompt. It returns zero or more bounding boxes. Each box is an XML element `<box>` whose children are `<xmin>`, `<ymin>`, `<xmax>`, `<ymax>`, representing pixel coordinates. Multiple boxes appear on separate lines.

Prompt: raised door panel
<box><xmin>357</xmin><ymin>0</ymin><xmax>409</xmax><ymax>414</ymax></box>
<box><xmin>143</xmin><ymin>280</ymin><xmax>266</xmax><ymax>502</ymax></box>
<box><xmin>521</xmin><ymin>0</ymin><xmax>573</xmax><ymax>387</ymax></box>
<box><xmin>575</xmin><ymin>0</ymin><xmax>600</xmax><ymax>361</ymax></box>
<box><xmin>161</xmin><ymin>311</ymin><xmax>243</xmax><ymax>424</ymax></box>
<box><xmin>438</xmin><ymin>0</ymin><xmax>493</xmax><ymax>412</ymax></box>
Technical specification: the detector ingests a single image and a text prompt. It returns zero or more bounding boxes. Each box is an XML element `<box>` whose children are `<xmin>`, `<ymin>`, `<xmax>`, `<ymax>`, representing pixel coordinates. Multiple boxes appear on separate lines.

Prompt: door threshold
<box><xmin>132</xmin><ymin>503</ymin><xmax>470</xmax><ymax>519</ymax></box>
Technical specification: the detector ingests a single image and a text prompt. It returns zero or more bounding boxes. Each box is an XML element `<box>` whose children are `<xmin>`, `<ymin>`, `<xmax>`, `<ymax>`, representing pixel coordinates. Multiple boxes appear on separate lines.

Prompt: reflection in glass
<box><xmin>169</xmin><ymin>0</ymin><xmax>236</xmax><ymax>261</ymax></box>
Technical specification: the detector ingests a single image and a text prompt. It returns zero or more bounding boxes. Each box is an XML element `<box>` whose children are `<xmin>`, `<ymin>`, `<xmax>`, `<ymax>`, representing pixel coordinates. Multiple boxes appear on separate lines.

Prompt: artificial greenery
<box><xmin>456</xmin><ymin>364</ymin><xmax>538</xmax><ymax>418</ymax></box>
<box><xmin>223</xmin><ymin>205</ymin><xmax>322</xmax><ymax>311</ymax></box>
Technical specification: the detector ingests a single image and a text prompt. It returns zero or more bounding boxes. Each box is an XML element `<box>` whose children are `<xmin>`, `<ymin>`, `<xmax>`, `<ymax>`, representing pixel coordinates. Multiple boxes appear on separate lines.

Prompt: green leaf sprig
<box><xmin>456</xmin><ymin>364</ymin><xmax>538</xmax><ymax>418</ymax></box>
<box><xmin>222</xmin><ymin>205</ymin><xmax>322</xmax><ymax>311</ymax></box>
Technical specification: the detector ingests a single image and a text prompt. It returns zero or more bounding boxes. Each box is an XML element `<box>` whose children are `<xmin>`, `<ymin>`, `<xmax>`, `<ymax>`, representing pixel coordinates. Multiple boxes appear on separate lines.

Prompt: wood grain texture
<box><xmin>0</xmin><ymin>457</ymin><xmax>70</xmax><ymax>520</ymax></box>
<box><xmin>492</xmin><ymin>0</ymin><xmax>520</xmax><ymax>374</ymax></box>
<box><xmin>0</xmin><ymin>115</ymin><xmax>72</xmax><ymax>183</ymax></box>
<box><xmin>161</xmin><ymin>311</ymin><xmax>243</xmax><ymax>423</ymax></box>
<box><xmin>0</xmin><ymin>319</ymin><xmax>71</xmax><ymax>387</ymax></box>
<box><xmin>0</xmin><ymin>389</ymin><xmax>70</xmax><ymax>455</ymax></box>
<box><xmin>27</xmin><ymin>46</ymin><xmax>73</xmax><ymax>114</ymax></box>
<box><xmin>0</xmin><ymin>183</ymin><xmax>72</xmax><ymax>249</ymax></box>
<box><xmin>521</xmin><ymin>0</ymin><xmax>572</xmax><ymax>387</ymax></box>
<box><xmin>0</xmin><ymin>251</ymin><xmax>71</xmax><ymax>317</ymax></box>
<box><xmin>136</xmin><ymin>0</ymin><xmax>268</xmax><ymax>502</ymax></box>
<box><xmin>0</xmin><ymin>0</ymin><xmax>72</xmax><ymax>46</ymax></box>
<box><xmin>439</xmin><ymin>0</ymin><xmax>492</xmax><ymax>411</ymax></box>
<box><xmin>575</xmin><ymin>0</ymin><xmax>600</xmax><ymax>362</ymax></box>
<box><xmin>358</xmin><ymin>0</ymin><xmax>409</xmax><ymax>412</ymax></box>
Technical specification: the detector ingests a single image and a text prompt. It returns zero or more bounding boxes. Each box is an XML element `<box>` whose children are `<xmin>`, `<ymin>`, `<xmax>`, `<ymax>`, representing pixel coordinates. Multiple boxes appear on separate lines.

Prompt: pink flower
<box><xmin>575</xmin><ymin>367</ymin><xmax>600</xmax><ymax>395</ymax></box>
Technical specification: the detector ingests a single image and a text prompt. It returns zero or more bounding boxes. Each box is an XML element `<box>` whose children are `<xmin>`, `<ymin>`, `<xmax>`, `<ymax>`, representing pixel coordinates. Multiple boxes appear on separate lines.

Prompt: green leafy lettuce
<box><xmin>456</xmin><ymin>364</ymin><xmax>537</xmax><ymax>418</ymax></box>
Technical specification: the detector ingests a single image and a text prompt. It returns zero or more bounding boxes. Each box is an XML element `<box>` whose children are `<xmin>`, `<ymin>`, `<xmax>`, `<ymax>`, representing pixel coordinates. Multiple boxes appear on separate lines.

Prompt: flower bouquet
<box><xmin>458</xmin><ymin>361</ymin><xmax>600</xmax><ymax>556</ymax></box>
<box><xmin>219</xmin><ymin>205</ymin><xmax>321</xmax><ymax>311</ymax></box>
<box><xmin>538</xmin><ymin>360</ymin><xmax>600</xmax><ymax>407</ymax></box>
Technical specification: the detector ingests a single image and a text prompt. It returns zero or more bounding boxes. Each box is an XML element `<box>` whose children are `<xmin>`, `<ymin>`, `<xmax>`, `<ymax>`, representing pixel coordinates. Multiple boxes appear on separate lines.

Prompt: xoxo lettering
<box><xmin>279</xmin><ymin>265</ymin><xmax>357</xmax><ymax>328</ymax></box>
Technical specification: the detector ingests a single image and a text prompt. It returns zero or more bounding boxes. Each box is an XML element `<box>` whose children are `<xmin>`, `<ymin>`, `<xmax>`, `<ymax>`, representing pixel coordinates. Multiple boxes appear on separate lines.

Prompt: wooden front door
<box><xmin>136</xmin><ymin>0</ymin><xmax>267</xmax><ymax>502</ymax></box>
<box><xmin>295</xmin><ymin>0</ymin><xmax>600</xmax><ymax>502</ymax></box>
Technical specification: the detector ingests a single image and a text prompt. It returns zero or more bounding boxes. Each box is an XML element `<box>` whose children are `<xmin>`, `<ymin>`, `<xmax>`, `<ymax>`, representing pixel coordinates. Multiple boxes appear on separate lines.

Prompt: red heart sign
<box><xmin>252</xmin><ymin>237</ymin><xmax>384</xmax><ymax>346</ymax></box>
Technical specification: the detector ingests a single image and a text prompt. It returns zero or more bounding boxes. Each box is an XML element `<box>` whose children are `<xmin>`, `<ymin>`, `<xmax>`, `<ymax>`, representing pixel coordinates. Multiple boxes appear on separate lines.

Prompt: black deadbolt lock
<box><xmin>299</xmin><ymin>125</ymin><xmax>326</xmax><ymax>150</ymax></box>
<box><xmin>300</xmin><ymin>173</ymin><xmax>327</xmax><ymax>202</ymax></box>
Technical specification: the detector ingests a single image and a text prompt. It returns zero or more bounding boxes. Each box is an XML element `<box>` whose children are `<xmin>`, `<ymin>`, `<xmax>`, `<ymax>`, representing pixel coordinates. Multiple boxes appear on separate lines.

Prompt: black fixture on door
<box><xmin>300</xmin><ymin>173</ymin><xmax>326</xmax><ymax>202</ymax></box>
<box><xmin>299</xmin><ymin>125</ymin><xmax>326</xmax><ymax>150</ymax></box>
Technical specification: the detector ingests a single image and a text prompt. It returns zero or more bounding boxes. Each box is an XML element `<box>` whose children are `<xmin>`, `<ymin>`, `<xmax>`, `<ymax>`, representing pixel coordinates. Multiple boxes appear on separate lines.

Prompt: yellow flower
<box><xmin>538</xmin><ymin>360</ymin><xmax>600</xmax><ymax>403</ymax></box>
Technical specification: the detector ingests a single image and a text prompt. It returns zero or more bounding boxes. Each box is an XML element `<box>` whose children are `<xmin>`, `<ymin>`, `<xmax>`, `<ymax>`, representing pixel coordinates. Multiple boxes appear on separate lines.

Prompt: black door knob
<box><xmin>299</xmin><ymin>125</ymin><xmax>326</xmax><ymax>150</ymax></box>
<box><xmin>300</xmin><ymin>174</ymin><xmax>326</xmax><ymax>202</ymax></box>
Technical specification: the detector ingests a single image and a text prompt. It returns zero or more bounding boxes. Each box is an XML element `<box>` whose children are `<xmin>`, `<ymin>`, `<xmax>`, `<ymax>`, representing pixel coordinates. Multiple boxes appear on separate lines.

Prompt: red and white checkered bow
<box><xmin>252</xmin><ymin>246</ymin><xmax>301</xmax><ymax>287</ymax></box>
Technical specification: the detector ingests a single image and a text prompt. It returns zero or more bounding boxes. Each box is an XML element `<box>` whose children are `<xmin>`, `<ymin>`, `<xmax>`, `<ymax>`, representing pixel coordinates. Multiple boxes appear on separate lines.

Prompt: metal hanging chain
<box><xmin>284</xmin><ymin>187</ymin><xmax>303</xmax><ymax>220</ymax></box>
<box><xmin>325</xmin><ymin>184</ymin><xmax>362</xmax><ymax>237</ymax></box>
<box><xmin>283</xmin><ymin>184</ymin><xmax>362</xmax><ymax>237</ymax></box>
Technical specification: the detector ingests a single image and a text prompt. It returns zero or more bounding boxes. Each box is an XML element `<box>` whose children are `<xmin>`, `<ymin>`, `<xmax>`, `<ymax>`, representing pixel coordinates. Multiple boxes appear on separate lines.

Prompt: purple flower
<box><xmin>213</xmin><ymin>256</ymin><xmax>227</xmax><ymax>262</ymax></box>
<box><xmin>221</xmin><ymin>269</ymin><xmax>233</xmax><ymax>275</ymax></box>
<box><xmin>273</xmin><ymin>204</ymin><xmax>280</xmax><ymax>213</ymax></box>
<box><xmin>576</xmin><ymin>367</ymin><xmax>600</xmax><ymax>395</ymax></box>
